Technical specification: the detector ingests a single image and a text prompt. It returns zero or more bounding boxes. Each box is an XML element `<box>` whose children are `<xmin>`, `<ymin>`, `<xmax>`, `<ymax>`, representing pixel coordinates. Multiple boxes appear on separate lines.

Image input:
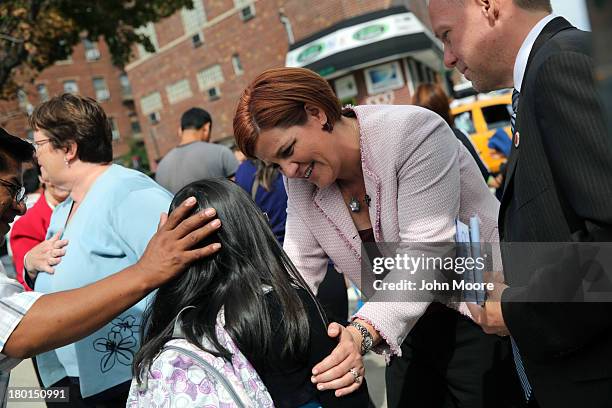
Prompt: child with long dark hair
<box><xmin>129</xmin><ymin>179</ymin><xmax>368</xmax><ymax>408</ymax></box>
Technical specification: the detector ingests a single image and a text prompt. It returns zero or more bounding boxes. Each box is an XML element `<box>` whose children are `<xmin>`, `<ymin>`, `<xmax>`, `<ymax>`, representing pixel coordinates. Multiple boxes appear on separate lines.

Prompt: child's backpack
<box><xmin>127</xmin><ymin>308</ymin><xmax>275</xmax><ymax>407</ymax></box>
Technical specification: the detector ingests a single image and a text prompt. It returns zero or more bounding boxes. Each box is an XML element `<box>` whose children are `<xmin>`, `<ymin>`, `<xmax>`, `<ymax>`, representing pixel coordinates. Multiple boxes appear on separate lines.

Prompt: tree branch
<box><xmin>0</xmin><ymin>33</ymin><xmax>24</xmax><ymax>43</ymax></box>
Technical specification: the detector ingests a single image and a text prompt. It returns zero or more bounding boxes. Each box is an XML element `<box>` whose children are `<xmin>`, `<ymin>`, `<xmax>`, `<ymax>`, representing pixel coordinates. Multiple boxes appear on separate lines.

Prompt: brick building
<box><xmin>0</xmin><ymin>39</ymin><xmax>140</xmax><ymax>160</ymax></box>
<box><xmin>124</xmin><ymin>0</ymin><xmax>442</xmax><ymax>169</ymax></box>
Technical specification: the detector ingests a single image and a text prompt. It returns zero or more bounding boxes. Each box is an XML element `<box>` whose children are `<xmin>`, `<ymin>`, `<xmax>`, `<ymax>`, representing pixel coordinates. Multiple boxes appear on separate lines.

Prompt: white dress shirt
<box><xmin>513</xmin><ymin>14</ymin><xmax>557</xmax><ymax>92</ymax></box>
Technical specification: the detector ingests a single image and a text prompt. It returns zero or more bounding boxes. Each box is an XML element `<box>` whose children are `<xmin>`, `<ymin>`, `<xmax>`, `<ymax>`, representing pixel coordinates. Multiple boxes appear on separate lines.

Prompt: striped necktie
<box><xmin>511</xmin><ymin>88</ymin><xmax>520</xmax><ymax>136</ymax></box>
<box><xmin>509</xmin><ymin>89</ymin><xmax>532</xmax><ymax>400</ymax></box>
<box><xmin>511</xmin><ymin>338</ymin><xmax>532</xmax><ymax>400</ymax></box>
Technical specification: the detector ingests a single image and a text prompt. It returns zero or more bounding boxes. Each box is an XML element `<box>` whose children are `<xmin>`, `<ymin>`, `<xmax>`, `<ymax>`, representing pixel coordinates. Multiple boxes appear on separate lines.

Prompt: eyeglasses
<box><xmin>31</xmin><ymin>139</ymin><xmax>51</xmax><ymax>151</ymax></box>
<box><xmin>0</xmin><ymin>179</ymin><xmax>26</xmax><ymax>204</ymax></box>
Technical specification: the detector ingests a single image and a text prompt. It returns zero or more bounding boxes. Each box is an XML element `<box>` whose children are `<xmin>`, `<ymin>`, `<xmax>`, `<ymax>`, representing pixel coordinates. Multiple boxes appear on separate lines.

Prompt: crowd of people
<box><xmin>0</xmin><ymin>0</ymin><xmax>610</xmax><ymax>407</ymax></box>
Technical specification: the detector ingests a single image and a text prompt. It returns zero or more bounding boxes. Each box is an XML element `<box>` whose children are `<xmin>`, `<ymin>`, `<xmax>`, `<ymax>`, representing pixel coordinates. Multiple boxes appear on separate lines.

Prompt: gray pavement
<box><xmin>363</xmin><ymin>352</ymin><xmax>387</xmax><ymax>407</ymax></box>
<box><xmin>7</xmin><ymin>359</ymin><xmax>46</xmax><ymax>408</ymax></box>
<box><xmin>349</xmin><ymin>288</ymin><xmax>388</xmax><ymax>408</ymax></box>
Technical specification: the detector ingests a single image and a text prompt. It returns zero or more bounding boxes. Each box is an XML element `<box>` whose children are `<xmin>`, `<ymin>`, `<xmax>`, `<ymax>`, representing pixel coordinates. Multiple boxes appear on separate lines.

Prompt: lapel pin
<box><xmin>514</xmin><ymin>131</ymin><xmax>520</xmax><ymax>148</ymax></box>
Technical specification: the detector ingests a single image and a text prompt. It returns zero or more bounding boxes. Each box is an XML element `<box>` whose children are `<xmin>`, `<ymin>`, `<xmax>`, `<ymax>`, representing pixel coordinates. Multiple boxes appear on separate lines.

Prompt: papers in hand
<box><xmin>455</xmin><ymin>216</ymin><xmax>486</xmax><ymax>305</ymax></box>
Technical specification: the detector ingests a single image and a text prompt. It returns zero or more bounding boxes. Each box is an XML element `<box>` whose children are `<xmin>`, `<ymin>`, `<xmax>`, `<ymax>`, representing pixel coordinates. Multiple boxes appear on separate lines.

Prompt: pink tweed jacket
<box><xmin>283</xmin><ymin>104</ymin><xmax>500</xmax><ymax>357</ymax></box>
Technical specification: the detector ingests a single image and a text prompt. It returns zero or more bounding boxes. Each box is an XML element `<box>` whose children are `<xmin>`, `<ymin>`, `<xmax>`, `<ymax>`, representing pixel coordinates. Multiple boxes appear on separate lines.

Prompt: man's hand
<box><xmin>467</xmin><ymin>281</ymin><xmax>510</xmax><ymax>336</ymax></box>
<box><xmin>4</xmin><ymin>197</ymin><xmax>223</xmax><ymax>359</ymax></box>
<box><xmin>24</xmin><ymin>231</ymin><xmax>69</xmax><ymax>279</ymax></box>
<box><xmin>136</xmin><ymin>197</ymin><xmax>222</xmax><ymax>290</ymax></box>
<box><xmin>311</xmin><ymin>322</ymin><xmax>365</xmax><ymax>397</ymax></box>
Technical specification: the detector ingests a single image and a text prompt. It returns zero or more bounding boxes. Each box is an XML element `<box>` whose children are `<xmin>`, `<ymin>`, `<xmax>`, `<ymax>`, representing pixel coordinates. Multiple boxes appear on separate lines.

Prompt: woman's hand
<box><xmin>311</xmin><ymin>322</ymin><xmax>365</xmax><ymax>397</ymax></box>
<box><xmin>24</xmin><ymin>231</ymin><xmax>69</xmax><ymax>279</ymax></box>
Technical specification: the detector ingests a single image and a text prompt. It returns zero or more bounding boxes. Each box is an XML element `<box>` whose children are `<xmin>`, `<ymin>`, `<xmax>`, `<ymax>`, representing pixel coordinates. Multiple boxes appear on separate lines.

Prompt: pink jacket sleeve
<box><xmin>354</xmin><ymin>111</ymin><xmax>461</xmax><ymax>357</ymax></box>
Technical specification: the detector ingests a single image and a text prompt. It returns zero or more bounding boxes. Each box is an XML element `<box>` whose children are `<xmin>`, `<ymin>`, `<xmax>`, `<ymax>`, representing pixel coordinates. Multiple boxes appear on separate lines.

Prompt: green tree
<box><xmin>118</xmin><ymin>138</ymin><xmax>152</xmax><ymax>177</ymax></box>
<box><xmin>0</xmin><ymin>0</ymin><xmax>193</xmax><ymax>98</ymax></box>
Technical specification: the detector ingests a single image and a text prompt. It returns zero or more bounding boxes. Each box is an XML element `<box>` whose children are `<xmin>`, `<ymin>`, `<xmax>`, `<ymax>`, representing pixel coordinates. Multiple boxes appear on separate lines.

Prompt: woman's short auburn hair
<box><xmin>233</xmin><ymin>67</ymin><xmax>342</xmax><ymax>158</ymax></box>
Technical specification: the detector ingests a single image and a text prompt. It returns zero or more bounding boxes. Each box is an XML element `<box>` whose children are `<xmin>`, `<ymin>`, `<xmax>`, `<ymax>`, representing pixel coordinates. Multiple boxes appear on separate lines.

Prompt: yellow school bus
<box><xmin>451</xmin><ymin>94</ymin><xmax>513</xmax><ymax>173</ymax></box>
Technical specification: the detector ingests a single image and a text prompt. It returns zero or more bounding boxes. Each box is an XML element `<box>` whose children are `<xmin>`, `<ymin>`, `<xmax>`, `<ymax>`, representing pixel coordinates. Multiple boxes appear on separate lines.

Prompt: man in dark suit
<box><xmin>429</xmin><ymin>1</ymin><xmax>612</xmax><ymax>407</ymax></box>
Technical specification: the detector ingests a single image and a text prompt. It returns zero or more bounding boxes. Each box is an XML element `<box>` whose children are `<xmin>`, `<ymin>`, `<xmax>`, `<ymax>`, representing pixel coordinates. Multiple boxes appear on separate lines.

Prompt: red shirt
<box><xmin>9</xmin><ymin>193</ymin><xmax>53</xmax><ymax>290</ymax></box>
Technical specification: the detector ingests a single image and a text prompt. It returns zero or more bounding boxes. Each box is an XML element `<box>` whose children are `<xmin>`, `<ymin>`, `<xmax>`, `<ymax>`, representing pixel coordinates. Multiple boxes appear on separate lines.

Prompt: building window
<box><xmin>93</xmin><ymin>77</ymin><xmax>110</xmax><ymax>101</ymax></box>
<box><xmin>166</xmin><ymin>79</ymin><xmax>193</xmax><ymax>104</ymax></box>
<box><xmin>402</xmin><ymin>59</ymin><xmax>415</xmax><ymax>96</ymax></box>
<box><xmin>415</xmin><ymin>60</ymin><xmax>426</xmax><ymax>83</ymax></box>
<box><xmin>148</xmin><ymin>111</ymin><xmax>161</xmax><ymax>124</ymax></box>
<box><xmin>36</xmin><ymin>84</ymin><xmax>49</xmax><ymax>102</ymax></box>
<box><xmin>231</xmin><ymin>54</ymin><xmax>244</xmax><ymax>76</ymax></box>
<box><xmin>130</xmin><ymin>120</ymin><xmax>142</xmax><ymax>135</ymax></box>
<box><xmin>109</xmin><ymin>118</ymin><xmax>120</xmax><ymax>140</ymax></box>
<box><xmin>83</xmin><ymin>39</ymin><xmax>100</xmax><ymax>61</ymax></box>
<box><xmin>119</xmin><ymin>73</ymin><xmax>132</xmax><ymax>98</ymax></box>
<box><xmin>206</xmin><ymin>86</ymin><xmax>221</xmax><ymax>101</ymax></box>
<box><xmin>420</xmin><ymin>63</ymin><xmax>429</xmax><ymax>84</ymax></box>
<box><xmin>140</xmin><ymin>91</ymin><xmax>163</xmax><ymax>115</ymax></box>
<box><xmin>407</xmin><ymin>59</ymin><xmax>424</xmax><ymax>87</ymax></box>
<box><xmin>137</xmin><ymin>23</ymin><xmax>159</xmax><ymax>59</ymax></box>
<box><xmin>181</xmin><ymin>0</ymin><xmax>207</xmax><ymax>35</ymax></box>
<box><xmin>334</xmin><ymin>74</ymin><xmax>358</xmax><ymax>101</ymax></box>
<box><xmin>197</xmin><ymin>65</ymin><xmax>224</xmax><ymax>100</ymax></box>
<box><xmin>63</xmin><ymin>80</ymin><xmax>79</xmax><ymax>94</ymax></box>
<box><xmin>17</xmin><ymin>89</ymin><xmax>27</xmax><ymax>105</ymax></box>
<box><xmin>363</xmin><ymin>62</ymin><xmax>404</xmax><ymax>95</ymax></box>
<box><xmin>234</xmin><ymin>0</ymin><xmax>256</xmax><ymax>21</ymax></box>
<box><xmin>17</xmin><ymin>89</ymin><xmax>34</xmax><ymax>115</ymax></box>
<box><xmin>191</xmin><ymin>33</ymin><xmax>203</xmax><ymax>48</ymax></box>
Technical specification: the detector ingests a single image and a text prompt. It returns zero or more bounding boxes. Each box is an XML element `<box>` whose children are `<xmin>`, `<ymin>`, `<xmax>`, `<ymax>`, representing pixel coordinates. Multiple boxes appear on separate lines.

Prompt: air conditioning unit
<box><xmin>207</xmin><ymin>86</ymin><xmax>221</xmax><ymax>101</ymax></box>
<box><xmin>96</xmin><ymin>89</ymin><xmax>110</xmax><ymax>101</ymax></box>
<box><xmin>85</xmin><ymin>48</ymin><xmax>101</xmax><ymax>61</ymax></box>
<box><xmin>239</xmin><ymin>4</ymin><xmax>255</xmax><ymax>21</ymax></box>
<box><xmin>148</xmin><ymin>111</ymin><xmax>161</xmax><ymax>124</ymax></box>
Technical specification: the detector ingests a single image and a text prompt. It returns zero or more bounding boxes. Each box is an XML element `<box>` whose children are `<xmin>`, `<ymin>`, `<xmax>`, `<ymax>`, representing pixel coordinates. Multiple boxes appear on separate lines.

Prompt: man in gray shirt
<box><xmin>155</xmin><ymin>108</ymin><xmax>239</xmax><ymax>194</ymax></box>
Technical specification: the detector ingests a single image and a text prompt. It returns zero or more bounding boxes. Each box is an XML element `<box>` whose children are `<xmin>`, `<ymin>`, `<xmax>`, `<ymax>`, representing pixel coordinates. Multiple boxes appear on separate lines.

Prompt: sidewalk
<box><xmin>349</xmin><ymin>286</ymin><xmax>387</xmax><ymax>408</ymax></box>
<box><xmin>7</xmin><ymin>359</ymin><xmax>46</xmax><ymax>408</ymax></box>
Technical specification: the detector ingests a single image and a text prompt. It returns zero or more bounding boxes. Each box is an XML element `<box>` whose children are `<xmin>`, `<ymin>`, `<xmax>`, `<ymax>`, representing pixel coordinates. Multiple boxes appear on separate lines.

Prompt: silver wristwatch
<box><xmin>350</xmin><ymin>321</ymin><xmax>374</xmax><ymax>355</ymax></box>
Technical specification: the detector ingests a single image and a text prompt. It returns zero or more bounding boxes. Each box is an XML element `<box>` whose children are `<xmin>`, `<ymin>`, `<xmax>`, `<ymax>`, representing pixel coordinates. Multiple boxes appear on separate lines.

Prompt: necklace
<box><xmin>348</xmin><ymin>194</ymin><xmax>371</xmax><ymax>213</ymax></box>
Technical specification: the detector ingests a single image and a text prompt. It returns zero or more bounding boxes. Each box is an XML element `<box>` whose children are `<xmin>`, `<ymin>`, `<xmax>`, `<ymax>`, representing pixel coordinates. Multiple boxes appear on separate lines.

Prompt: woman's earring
<box><xmin>64</xmin><ymin>158</ymin><xmax>70</xmax><ymax>167</ymax></box>
<box><xmin>322</xmin><ymin>122</ymin><xmax>333</xmax><ymax>133</ymax></box>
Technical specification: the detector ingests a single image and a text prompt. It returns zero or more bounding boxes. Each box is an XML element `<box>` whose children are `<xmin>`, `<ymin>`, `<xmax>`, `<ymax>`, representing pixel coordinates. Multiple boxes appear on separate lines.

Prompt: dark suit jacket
<box><xmin>499</xmin><ymin>17</ymin><xmax>612</xmax><ymax>407</ymax></box>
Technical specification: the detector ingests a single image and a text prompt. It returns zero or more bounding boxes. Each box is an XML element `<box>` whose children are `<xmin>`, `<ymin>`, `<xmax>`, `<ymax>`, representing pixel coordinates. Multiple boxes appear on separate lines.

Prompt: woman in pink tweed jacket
<box><xmin>234</xmin><ymin>68</ymin><xmax>519</xmax><ymax>407</ymax></box>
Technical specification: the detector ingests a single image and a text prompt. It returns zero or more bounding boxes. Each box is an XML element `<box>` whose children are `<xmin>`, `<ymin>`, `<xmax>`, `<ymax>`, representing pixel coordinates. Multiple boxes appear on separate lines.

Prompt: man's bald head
<box><xmin>429</xmin><ymin>0</ymin><xmax>552</xmax><ymax>92</ymax></box>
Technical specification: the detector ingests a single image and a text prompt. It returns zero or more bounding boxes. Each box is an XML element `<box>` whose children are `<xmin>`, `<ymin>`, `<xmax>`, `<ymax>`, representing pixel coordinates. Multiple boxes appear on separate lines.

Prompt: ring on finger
<box><xmin>349</xmin><ymin>367</ymin><xmax>360</xmax><ymax>384</ymax></box>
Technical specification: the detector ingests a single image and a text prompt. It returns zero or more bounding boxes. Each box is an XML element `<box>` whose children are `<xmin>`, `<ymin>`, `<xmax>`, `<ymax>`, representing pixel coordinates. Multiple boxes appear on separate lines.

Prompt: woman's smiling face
<box><xmin>253</xmin><ymin>108</ymin><xmax>343</xmax><ymax>189</ymax></box>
